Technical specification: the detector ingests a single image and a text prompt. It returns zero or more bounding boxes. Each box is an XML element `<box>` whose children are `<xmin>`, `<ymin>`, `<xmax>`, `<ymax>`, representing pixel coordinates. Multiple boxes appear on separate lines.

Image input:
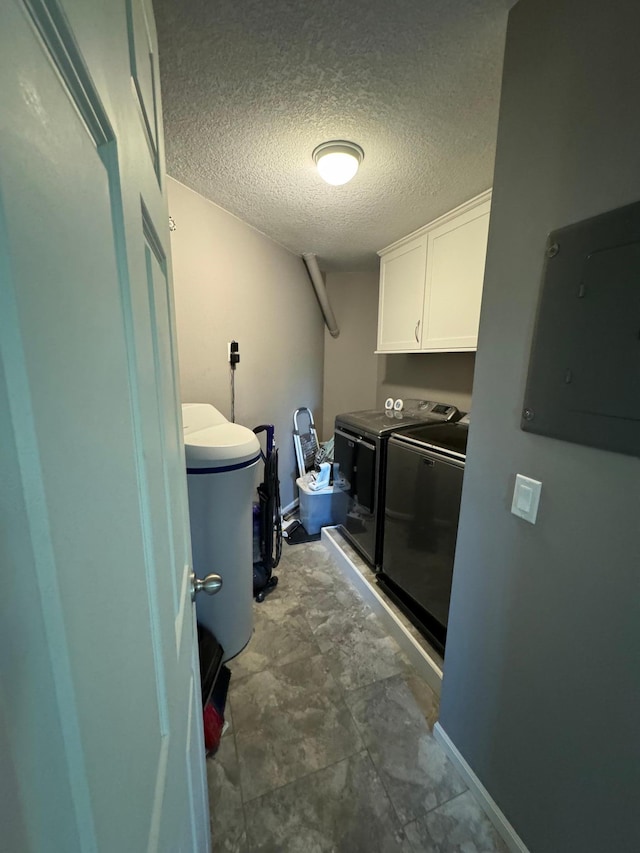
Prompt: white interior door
<box><xmin>0</xmin><ymin>1</ymin><xmax>209</xmax><ymax>851</ymax></box>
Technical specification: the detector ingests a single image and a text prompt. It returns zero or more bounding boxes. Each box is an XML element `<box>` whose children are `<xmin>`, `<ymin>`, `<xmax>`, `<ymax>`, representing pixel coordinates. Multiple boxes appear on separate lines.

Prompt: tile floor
<box><xmin>208</xmin><ymin>540</ymin><xmax>507</xmax><ymax>853</ymax></box>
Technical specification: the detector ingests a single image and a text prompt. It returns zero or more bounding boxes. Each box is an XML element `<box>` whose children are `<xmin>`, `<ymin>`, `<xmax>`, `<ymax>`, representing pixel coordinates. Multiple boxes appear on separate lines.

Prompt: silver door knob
<box><xmin>190</xmin><ymin>572</ymin><xmax>223</xmax><ymax>602</ymax></box>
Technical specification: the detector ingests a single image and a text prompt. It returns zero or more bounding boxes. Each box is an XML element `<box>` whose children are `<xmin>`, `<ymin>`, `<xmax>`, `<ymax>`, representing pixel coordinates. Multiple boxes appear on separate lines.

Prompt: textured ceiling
<box><xmin>154</xmin><ymin>0</ymin><xmax>511</xmax><ymax>271</ymax></box>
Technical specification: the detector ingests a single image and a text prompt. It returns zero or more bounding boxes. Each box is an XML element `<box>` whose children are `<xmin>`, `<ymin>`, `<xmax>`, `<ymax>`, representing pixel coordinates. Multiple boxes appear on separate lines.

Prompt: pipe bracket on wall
<box><xmin>302</xmin><ymin>252</ymin><xmax>340</xmax><ymax>338</ymax></box>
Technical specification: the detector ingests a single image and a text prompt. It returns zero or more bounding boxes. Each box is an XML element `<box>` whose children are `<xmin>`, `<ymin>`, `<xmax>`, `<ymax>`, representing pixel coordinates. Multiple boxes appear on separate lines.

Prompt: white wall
<box><xmin>322</xmin><ymin>271</ymin><xmax>378</xmax><ymax>438</ymax></box>
<box><xmin>167</xmin><ymin>177</ymin><xmax>325</xmax><ymax>507</ymax></box>
<box><xmin>439</xmin><ymin>2</ymin><xmax>640</xmax><ymax>851</ymax></box>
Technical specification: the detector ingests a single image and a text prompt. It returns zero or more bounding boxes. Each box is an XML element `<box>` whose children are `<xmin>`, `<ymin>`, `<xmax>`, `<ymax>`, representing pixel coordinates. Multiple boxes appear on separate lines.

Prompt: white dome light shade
<box><xmin>313</xmin><ymin>141</ymin><xmax>364</xmax><ymax>186</ymax></box>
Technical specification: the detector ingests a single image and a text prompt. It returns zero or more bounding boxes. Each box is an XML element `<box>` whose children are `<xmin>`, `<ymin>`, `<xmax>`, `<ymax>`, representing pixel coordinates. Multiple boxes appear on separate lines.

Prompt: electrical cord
<box><xmin>230</xmin><ymin>363</ymin><xmax>235</xmax><ymax>423</ymax></box>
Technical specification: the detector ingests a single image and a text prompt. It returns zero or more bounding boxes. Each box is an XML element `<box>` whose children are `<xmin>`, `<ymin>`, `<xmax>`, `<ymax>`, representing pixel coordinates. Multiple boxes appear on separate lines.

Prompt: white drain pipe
<box><xmin>302</xmin><ymin>252</ymin><xmax>340</xmax><ymax>338</ymax></box>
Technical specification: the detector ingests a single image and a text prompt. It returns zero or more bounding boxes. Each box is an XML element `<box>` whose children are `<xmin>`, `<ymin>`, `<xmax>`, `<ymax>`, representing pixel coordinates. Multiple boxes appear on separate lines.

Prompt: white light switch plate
<box><xmin>511</xmin><ymin>474</ymin><xmax>542</xmax><ymax>524</ymax></box>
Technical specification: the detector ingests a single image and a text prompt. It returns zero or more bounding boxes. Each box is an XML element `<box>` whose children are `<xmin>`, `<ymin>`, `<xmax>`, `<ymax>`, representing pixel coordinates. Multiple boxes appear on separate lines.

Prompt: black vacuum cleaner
<box><xmin>252</xmin><ymin>424</ymin><xmax>282</xmax><ymax>602</ymax></box>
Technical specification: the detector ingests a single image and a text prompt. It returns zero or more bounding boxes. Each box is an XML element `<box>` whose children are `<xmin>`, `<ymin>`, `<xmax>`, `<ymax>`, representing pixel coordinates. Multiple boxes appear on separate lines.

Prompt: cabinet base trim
<box><xmin>375</xmin><ymin>347</ymin><xmax>478</xmax><ymax>354</ymax></box>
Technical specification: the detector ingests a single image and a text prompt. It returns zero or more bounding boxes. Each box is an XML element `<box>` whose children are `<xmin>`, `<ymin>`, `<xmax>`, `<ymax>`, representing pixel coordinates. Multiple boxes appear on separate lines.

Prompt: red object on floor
<box><xmin>203</xmin><ymin>703</ymin><xmax>224</xmax><ymax>754</ymax></box>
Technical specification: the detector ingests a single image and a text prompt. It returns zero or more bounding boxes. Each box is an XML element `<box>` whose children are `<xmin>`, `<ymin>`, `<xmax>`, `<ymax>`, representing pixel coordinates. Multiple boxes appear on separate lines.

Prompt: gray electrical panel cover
<box><xmin>522</xmin><ymin>200</ymin><xmax>640</xmax><ymax>457</ymax></box>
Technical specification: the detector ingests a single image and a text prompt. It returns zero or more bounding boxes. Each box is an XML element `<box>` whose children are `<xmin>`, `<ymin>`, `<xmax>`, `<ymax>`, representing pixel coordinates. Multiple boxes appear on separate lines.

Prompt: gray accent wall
<box><xmin>322</xmin><ymin>272</ymin><xmax>378</xmax><ymax>439</ymax></box>
<box><xmin>167</xmin><ymin>178</ymin><xmax>324</xmax><ymax>508</ymax></box>
<box><xmin>376</xmin><ymin>352</ymin><xmax>475</xmax><ymax>414</ymax></box>
<box><xmin>439</xmin><ymin>2</ymin><xmax>640</xmax><ymax>852</ymax></box>
<box><xmin>321</xmin><ymin>270</ymin><xmax>476</xmax><ymax>437</ymax></box>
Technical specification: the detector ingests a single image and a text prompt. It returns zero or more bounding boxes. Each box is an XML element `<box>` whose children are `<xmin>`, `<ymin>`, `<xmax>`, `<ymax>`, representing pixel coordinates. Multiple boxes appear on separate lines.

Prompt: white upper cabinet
<box><xmin>376</xmin><ymin>190</ymin><xmax>491</xmax><ymax>353</ymax></box>
<box><xmin>377</xmin><ymin>235</ymin><xmax>427</xmax><ymax>350</ymax></box>
<box><xmin>422</xmin><ymin>197</ymin><xmax>490</xmax><ymax>350</ymax></box>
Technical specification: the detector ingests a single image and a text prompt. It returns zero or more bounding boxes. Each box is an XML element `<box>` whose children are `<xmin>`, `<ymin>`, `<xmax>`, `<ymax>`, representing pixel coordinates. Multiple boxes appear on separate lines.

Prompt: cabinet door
<box><xmin>377</xmin><ymin>235</ymin><xmax>427</xmax><ymax>351</ymax></box>
<box><xmin>421</xmin><ymin>199</ymin><xmax>490</xmax><ymax>351</ymax></box>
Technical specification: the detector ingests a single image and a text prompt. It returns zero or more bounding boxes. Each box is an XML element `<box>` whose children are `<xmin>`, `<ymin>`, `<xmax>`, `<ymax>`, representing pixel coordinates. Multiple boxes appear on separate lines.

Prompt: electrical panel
<box><xmin>522</xmin><ymin>200</ymin><xmax>640</xmax><ymax>457</ymax></box>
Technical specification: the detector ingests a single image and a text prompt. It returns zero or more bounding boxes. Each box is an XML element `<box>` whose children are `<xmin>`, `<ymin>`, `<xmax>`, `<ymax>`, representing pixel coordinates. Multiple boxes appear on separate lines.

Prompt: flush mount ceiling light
<box><xmin>312</xmin><ymin>140</ymin><xmax>364</xmax><ymax>186</ymax></box>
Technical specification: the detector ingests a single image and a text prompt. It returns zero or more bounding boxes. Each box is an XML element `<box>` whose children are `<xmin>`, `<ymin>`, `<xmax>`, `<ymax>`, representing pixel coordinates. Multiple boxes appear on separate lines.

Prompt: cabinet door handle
<box><xmin>414</xmin><ymin>319</ymin><xmax>421</xmax><ymax>343</ymax></box>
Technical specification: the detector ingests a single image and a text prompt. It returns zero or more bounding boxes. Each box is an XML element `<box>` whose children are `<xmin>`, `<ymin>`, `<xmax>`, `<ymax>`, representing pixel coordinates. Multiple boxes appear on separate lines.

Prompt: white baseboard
<box><xmin>434</xmin><ymin>723</ymin><xmax>530</xmax><ymax>853</ymax></box>
<box><xmin>321</xmin><ymin>526</ymin><xmax>528</xmax><ymax>852</ymax></box>
<box><xmin>321</xmin><ymin>526</ymin><xmax>443</xmax><ymax>696</ymax></box>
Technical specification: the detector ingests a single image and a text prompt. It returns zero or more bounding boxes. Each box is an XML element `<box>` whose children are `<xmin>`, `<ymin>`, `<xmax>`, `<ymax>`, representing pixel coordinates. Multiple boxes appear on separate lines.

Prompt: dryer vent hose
<box><xmin>302</xmin><ymin>253</ymin><xmax>340</xmax><ymax>338</ymax></box>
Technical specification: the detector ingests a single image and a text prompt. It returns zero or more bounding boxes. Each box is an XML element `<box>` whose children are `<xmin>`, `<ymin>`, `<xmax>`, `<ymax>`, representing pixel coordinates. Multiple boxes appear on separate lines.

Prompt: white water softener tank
<box><xmin>182</xmin><ymin>404</ymin><xmax>260</xmax><ymax>662</ymax></box>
